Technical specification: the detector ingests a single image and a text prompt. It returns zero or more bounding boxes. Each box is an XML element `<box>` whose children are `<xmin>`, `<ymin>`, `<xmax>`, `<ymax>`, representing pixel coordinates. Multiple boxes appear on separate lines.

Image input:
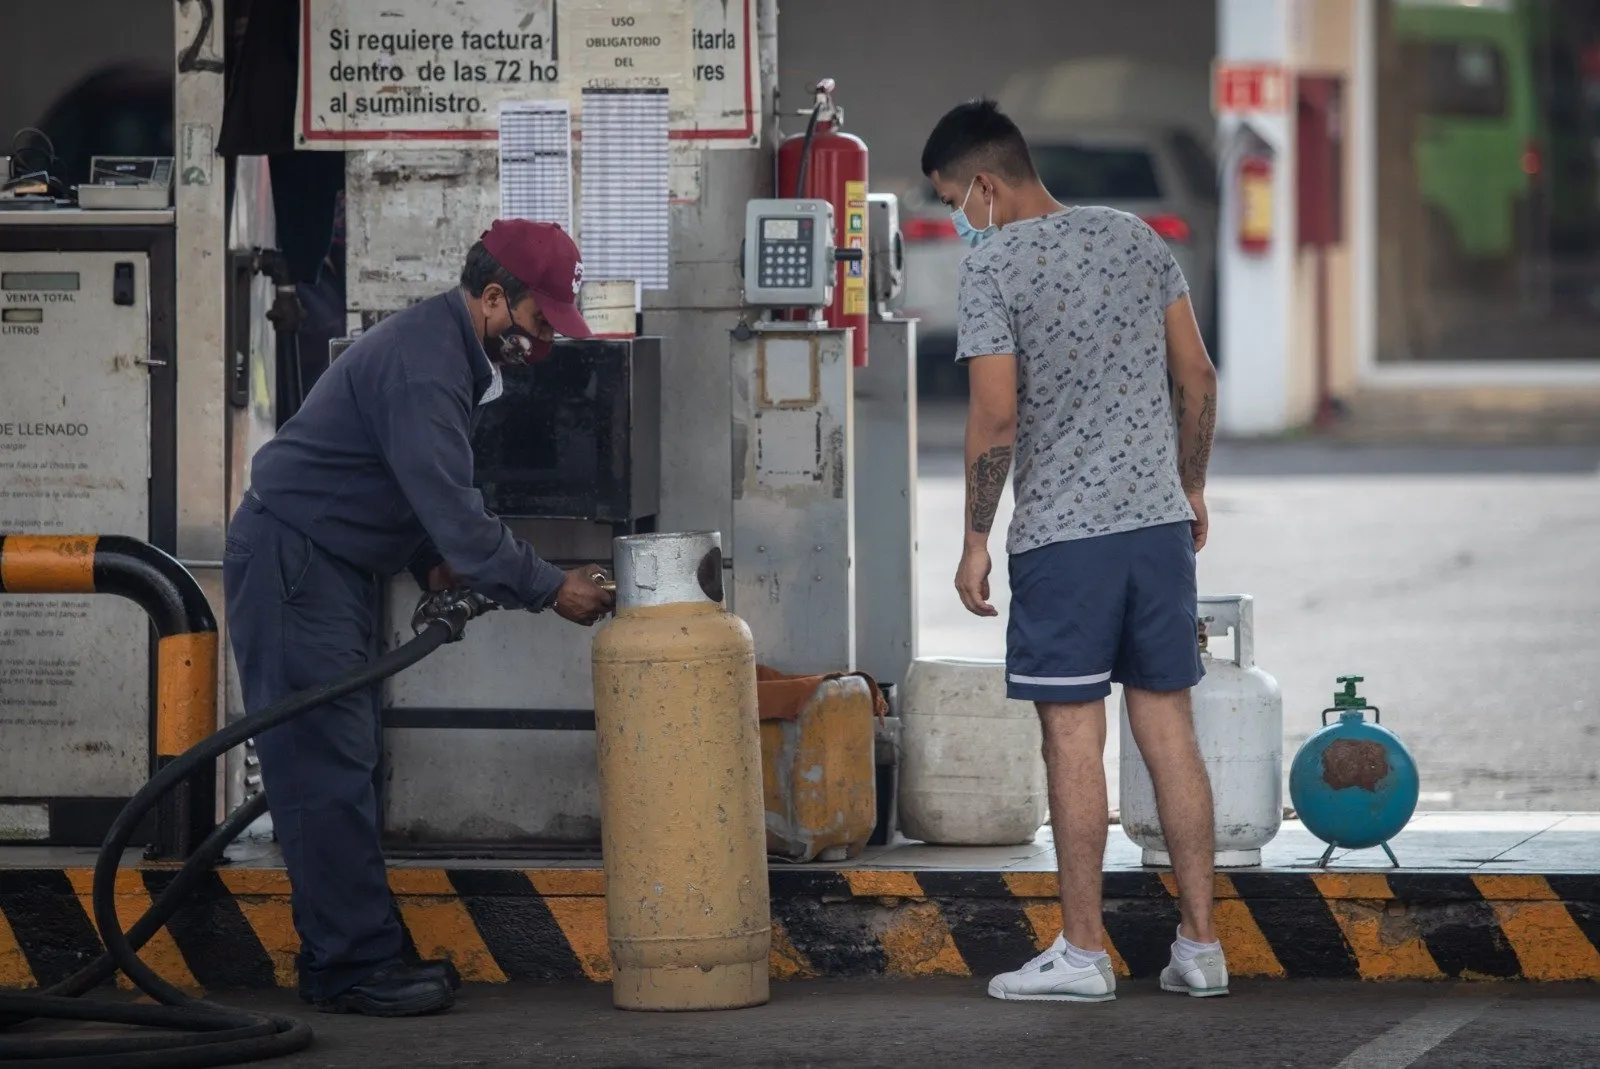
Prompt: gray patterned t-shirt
<box><xmin>956</xmin><ymin>205</ymin><xmax>1193</xmax><ymax>555</ymax></box>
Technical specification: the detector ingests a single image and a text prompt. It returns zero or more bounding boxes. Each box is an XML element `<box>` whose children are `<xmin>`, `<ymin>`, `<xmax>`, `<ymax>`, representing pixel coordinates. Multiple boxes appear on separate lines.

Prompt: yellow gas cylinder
<box><xmin>590</xmin><ymin>531</ymin><xmax>771</xmax><ymax>1011</ymax></box>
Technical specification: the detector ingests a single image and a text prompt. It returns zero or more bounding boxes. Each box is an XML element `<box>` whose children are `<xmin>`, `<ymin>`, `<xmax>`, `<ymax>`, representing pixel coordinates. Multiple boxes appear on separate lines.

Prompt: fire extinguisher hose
<box><xmin>0</xmin><ymin>596</ymin><xmax>489</xmax><ymax>1069</ymax></box>
<box><xmin>793</xmin><ymin>99</ymin><xmax>824</xmax><ymax>199</ymax></box>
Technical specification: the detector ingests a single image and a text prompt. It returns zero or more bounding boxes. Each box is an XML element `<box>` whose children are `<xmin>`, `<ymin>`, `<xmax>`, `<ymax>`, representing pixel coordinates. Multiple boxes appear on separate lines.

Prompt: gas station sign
<box><xmin>1213</xmin><ymin>62</ymin><xmax>1290</xmax><ymax>115</ymax></box>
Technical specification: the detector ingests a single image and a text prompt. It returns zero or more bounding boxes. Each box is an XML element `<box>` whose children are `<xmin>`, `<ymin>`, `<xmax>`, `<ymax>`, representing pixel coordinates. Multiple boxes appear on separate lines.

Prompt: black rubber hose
<box><xmin>0</xmin><ymin>792</ymin><xmax>267</xmax><ymax>1031</ymax></box>
<box><xmin>0</xmin><ymin>614</ymin><xmax>464</xmax><ymax>1068</ymax></box>
<box><xmin>792</xmin><ymin>100</ymin><xmax>823</xmax><ymax>199</ymax></box>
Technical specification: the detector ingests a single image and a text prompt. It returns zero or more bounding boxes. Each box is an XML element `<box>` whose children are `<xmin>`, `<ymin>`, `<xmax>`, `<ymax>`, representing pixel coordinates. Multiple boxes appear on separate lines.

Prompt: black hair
<box><xmin>459</xmin><ymin>241</ymin><xmax>529</xmax><ymax>305</ymax></box>
<box><xmin>919</xmin><ymin>99</ymin><xmax>1037</xmax><ymax>185</ymax></box>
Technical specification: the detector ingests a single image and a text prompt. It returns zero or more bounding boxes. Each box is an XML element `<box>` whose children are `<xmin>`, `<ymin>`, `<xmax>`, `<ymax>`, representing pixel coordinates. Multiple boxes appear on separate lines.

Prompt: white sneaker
<box><xmin>1159</xmin><ymin>941</ymin><xmax>1229</xmax><ymax>997</ymax></box>
<box><xmin>987</xmin><ymin>935</ymin><xmax>1116</xmax><ymax>1002</ymax></box>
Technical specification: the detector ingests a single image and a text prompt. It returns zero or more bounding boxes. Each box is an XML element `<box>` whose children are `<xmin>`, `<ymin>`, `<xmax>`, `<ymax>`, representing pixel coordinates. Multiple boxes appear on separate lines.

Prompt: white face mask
<box><xmin>950</xmin><ymin>177</ymin><xmax>998</xmax><ymax>248</ymax></box>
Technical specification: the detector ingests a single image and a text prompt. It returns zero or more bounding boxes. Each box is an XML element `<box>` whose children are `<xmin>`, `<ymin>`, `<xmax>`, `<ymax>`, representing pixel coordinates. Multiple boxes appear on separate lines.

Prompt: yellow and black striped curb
<box><xmin>2</xmin><ymin>868</ymin><xmax>1597</xmax><ymax>989</ymax></box>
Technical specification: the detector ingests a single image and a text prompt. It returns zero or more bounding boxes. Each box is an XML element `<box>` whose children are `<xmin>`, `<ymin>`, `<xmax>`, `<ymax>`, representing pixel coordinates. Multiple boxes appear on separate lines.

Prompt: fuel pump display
<box><xmin>756</xmin><ymin>216</ymin><xmax>817</xmax><ymax>289</ymax></box>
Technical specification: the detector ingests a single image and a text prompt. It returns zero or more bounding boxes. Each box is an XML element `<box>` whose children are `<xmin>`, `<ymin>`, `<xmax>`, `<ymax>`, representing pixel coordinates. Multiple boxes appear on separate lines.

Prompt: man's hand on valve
<box><xmin>552</xmin><ymin>565</ymin><xmax>615</xmax><ymax>626</ymax></box>
<box><xmin>426</xmin><ymin>562</ymin><xmax>466</xmax><ymax>591</ymax></box>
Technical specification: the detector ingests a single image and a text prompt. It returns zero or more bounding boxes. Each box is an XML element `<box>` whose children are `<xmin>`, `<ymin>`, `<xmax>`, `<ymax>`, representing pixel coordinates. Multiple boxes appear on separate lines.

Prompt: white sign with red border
<box><xmin>296</xmin><ymin>0</ymin><xmax>759</xmax><ymax>149</ymax></box>
<box><xmin>1212</xmin><ymin>62</ymin><xmax>1290</xmax><ymax>115</ymax></box>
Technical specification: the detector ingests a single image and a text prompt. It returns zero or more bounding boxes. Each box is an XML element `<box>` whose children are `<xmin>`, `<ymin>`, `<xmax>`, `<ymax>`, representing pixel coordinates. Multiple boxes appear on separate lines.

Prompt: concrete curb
<box><xmin>2</xmin><ymin>867</ymin><xmax>1597</xmax><ymax>990</ymax></box>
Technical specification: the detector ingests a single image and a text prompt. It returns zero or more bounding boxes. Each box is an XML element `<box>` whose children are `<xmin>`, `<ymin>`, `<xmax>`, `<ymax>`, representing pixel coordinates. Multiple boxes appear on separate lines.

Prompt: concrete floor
<box><xmin>13</xmin><ymin>810</ymin><xmax>1593</xmax><ymax>873</ymax></box>
<box><xmin>143</xmin><ymin>979</ymin><xmax>1600</xmax><ymax>1069</ymax></box>
<box><xmin>913</xmin><ymin>411</ymin><xmax>1600</xmax><ymax>812</ymax></box>
<box><xmin>857</xmin><ymin>811</ymin><xmax>1600</xmax><ymax>874</ymax></box>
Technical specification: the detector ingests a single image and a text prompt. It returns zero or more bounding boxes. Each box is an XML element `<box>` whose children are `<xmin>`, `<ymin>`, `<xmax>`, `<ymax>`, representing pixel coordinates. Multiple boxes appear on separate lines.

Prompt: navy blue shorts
<box><xmin>1006</xmin><ymin>521</ymin><xmax>1204</xmax><ymax>704</ymax></box>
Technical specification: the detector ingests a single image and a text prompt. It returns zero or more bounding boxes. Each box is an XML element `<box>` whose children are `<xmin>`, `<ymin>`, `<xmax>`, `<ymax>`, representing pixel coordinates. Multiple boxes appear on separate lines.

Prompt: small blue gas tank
<box><xmin>1289</xmin><ymin>676</ymin><xmax>1419</xmax><ymax>865</ymax></box>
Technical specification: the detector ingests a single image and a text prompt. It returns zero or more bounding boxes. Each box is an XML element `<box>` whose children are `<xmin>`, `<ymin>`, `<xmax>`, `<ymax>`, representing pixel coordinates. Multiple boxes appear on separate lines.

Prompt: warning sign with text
<box><xmin>567</xmin><ymin>0</ymin><xmax>691</xmax><ymax>105</ymax></box>
<box><xmin>297</xmin><ymin>0</ymin><xmax>759</xmax><ymax>149</ymax></box>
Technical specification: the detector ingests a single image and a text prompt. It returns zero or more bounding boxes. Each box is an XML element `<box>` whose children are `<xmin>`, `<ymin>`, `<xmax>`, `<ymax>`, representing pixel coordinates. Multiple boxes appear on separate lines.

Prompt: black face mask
<box><xmin>485</xmin><ymin>323</ymin><xmax>553</xmax><ymax>366</ymax></box>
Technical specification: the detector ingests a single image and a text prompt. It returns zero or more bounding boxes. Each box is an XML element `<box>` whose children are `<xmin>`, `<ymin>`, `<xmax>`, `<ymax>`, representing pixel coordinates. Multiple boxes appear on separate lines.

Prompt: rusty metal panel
<box><xmin>345</xmin><ymin>149</ymin><xmax>501</xmax><ymax>314</ymax></box>
<box><xmin>731</xmin><ymin>324</ymin><xmax>855</xmax><ymax>674</ymax></box>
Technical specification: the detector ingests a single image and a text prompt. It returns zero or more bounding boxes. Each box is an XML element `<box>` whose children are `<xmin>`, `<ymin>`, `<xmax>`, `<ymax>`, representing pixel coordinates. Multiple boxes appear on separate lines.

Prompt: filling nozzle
<box><xmin>411</xmin><ymin>587</ymin><xmax>500</xmax><ymax>640</ymax></box>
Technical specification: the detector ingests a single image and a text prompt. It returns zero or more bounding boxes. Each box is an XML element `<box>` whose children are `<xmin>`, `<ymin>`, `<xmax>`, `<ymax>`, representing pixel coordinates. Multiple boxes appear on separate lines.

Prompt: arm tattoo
<box><xmin>966</xmin><ymin>445</ymin><xmax>1013</xmax><ymax>534</ymax></box>
<box><xmin>1180</xmin><ymin>391</ymin><xmax>1216</xmax><ymax>493</ymax></box>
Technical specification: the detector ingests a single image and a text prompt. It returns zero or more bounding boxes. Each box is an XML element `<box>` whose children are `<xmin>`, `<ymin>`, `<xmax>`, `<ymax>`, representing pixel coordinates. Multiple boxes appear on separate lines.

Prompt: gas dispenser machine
<box><xmin>0</xmin><ymin>202</ymin><xmax>179</xmax><ymax>846</ymax></box>
<box><xmin>732</xmin><ymin>190</ymin><xmax>862</xmax><ymax>674</ymax></box>
<box><xmin>732</xmin><ymin>78</ymin><xmax>917</xmax><ymax>686</ymax></box>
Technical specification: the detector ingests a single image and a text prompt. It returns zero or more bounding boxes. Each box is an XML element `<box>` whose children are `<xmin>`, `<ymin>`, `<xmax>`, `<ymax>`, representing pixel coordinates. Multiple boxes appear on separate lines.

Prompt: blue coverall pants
<box><xmin>223</xmin><ymin>493</ymin><xmax>403</xmax><ymax>1001</ymax></box>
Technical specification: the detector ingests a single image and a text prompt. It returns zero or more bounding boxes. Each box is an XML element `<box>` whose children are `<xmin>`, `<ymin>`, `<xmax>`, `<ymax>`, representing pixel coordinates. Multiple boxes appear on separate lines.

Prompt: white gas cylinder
<box><xmin>898</xmin><ymin>657</ymin><xmax>1047</xmax><ymax>846</ymax></box>
<box><xmin>1118</xmin><ymin>595</ymin><xmax>1282</xmax><ymax>867</ymax></box>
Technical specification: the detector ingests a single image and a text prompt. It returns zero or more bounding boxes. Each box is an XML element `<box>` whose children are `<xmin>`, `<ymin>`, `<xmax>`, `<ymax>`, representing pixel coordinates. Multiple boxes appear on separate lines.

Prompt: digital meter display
<box><xmin>2</xmin><ymin>271</ymin><xmax>80</xmax><ymax>292</ymax></box>
<box><xmin>2</xmin><ymin>308</ymin><xmax>44</xmax><ymax>323</ymax></box>
<box><xmin>762</xmin><ymin>218</ymin><xmax>800</xmax><ymax>242</ymax></box>
<box><xmin>93</xmin><ymin>160</ymin><xmax>158</xmax><ymax>183</ymax></box>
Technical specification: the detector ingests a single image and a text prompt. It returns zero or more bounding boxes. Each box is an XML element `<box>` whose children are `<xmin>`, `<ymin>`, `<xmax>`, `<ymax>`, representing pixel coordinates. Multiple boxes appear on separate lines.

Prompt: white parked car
<box><xmin>902</xmin><ymin>122</ymin><xmax>1220</xmax><ymax>396</ymax></box>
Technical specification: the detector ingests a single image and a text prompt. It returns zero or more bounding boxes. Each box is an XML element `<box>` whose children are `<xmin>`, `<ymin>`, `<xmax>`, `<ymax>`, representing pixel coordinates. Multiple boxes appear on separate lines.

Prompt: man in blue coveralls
<box><xmin>223</xmin><ymin>219</ymin><xmax>615</xmax><ymax>1017</ymax></box>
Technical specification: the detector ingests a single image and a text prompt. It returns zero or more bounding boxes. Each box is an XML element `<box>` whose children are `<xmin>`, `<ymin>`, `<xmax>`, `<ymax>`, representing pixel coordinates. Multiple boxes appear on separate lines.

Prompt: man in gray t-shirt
<box><xmin>923</xmin><ymin>99</ymin><xmax>1226</xmax><ymax>1004</ymax></box>
<box><xmin>958</xmin><ymin>205</ymin><xmax>1194</xmax><ymax>551</ymax></box>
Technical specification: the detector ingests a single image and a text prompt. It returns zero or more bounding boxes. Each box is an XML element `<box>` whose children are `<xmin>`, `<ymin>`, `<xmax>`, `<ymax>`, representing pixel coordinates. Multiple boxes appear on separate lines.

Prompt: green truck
<box><xmin>1394</xmin><ymin>0</ymin><xmax>1598</xmax><ymax>266</ymax></box>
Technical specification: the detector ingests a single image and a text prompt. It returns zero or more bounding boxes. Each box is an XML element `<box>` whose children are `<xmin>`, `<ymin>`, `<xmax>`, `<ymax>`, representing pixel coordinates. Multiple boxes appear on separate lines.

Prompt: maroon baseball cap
<box><xmin>480</xmin><ymin>219</ymin><xmax>593</xmax><ymax>339</ymax></box>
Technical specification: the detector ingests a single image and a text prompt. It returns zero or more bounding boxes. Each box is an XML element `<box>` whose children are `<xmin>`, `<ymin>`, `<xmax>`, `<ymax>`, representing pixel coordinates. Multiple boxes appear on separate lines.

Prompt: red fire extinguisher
<box><xmin>776</xmin><ymin>79</ymin><xmax>870</xmax><ymax>368</ymax></box>
<box><xmin>1236</xmin><ymin>152</ymin><xmax>1274</xmax><ymax>256</ymax></box>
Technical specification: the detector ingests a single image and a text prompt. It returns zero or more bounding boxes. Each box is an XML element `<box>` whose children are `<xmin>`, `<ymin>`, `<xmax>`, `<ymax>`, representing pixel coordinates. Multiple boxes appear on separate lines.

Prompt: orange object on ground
<box><xmin>756</xmin><ymin>666</ymin><xmax>884</xmax><ymax>862</ymax></box>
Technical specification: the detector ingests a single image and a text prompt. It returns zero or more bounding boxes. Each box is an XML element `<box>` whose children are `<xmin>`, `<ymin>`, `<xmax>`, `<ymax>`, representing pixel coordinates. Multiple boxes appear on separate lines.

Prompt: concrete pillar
<box><xmin>1215</xmin><ymin>0</ymin><xmax>1298</xmax><ymax>436</ymax></box>
<box><xmin>173</xmin><ymin>0</ymin><xmax>230</xmax><ymax>820</ymax></box>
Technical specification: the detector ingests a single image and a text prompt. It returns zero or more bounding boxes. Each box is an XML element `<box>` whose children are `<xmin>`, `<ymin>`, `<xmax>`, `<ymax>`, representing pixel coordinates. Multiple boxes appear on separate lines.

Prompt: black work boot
<box><xmin>314</xmin><ymin>963</ymin><xmax>455</xmax><ymax>1017</ymax></box>
<box><xmin>416</xmin><ymin>958</ymin><xmax>462</xmax><ymax>992</ymax></box>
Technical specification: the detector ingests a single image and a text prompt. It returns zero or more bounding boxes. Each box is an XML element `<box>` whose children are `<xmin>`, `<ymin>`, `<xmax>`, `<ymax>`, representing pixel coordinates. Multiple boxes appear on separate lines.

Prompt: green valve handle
<box><xmin>1334</xmin><ymin>675</ymin><xmax>1364</xmax><ymax>707</ymax></box>
<box><xmin>1322</xmin><ymin>675</ymin><xmax>1381</xmax><ymax>725</ymax></box>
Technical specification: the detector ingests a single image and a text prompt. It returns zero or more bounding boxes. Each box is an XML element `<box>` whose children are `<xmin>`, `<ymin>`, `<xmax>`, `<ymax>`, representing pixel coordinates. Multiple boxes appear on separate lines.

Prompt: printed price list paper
<box><xmin>579</xmin><ymin>89</ymin><xmax>671</xmax><ymax>291</ymax></box>
<box><xmin>499</xmin><ymin>100</ymin><xmax>574</xmax><ymax>231</ymax></box>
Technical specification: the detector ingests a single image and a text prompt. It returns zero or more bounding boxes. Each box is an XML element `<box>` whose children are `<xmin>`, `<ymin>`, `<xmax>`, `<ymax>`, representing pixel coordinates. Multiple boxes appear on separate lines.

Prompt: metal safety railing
<box><xmin>0</xmin><ymin>534</ymin><xmax>218</xmax><ymax>860</ymax></box>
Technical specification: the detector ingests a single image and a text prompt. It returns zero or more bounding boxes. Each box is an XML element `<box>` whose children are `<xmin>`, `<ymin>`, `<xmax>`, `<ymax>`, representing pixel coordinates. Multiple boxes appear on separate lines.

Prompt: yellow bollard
<box><xmin>590</xmin><ymin>531</ymin><xmax>772</xmax><ymax>1011</ymax></box>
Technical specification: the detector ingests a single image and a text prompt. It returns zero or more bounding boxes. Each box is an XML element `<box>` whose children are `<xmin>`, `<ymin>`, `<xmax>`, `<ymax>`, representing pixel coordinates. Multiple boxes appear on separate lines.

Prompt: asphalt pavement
<box><xmin>912</xmin><ymin>403</ymin><xmax>1600</xmax><ymax>812</ymax></box>
<box><xmin>182</xmin><ymin>979</ymin><xmax>1600</xmax><ymax>1068</ymax></box>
